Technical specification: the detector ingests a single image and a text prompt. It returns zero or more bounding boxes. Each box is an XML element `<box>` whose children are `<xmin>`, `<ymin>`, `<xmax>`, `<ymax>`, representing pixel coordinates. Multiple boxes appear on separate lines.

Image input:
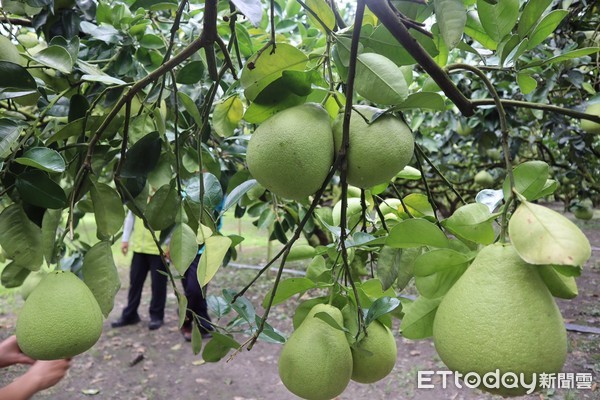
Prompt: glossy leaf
<box><xmin>476</xmin><ymin>0</ymin><xmax>519</xmax><ymax>42</ymax></box>
<box><xmin>365</xmin><ymin>296</ymin><xmax>401</xmax><ymax>326</ymax></box>
<box><xmin>263</xmin><ymin>277</ymin><xmax>316</xmax><ymax>308</ymax></box>
<box><xmin>220</xmin><ymin>179</ymin><xmax>258</xmax><ymax>215</ymax></box>
<box><xmin>386</xmin><ymin>219</ymin><xmax>449</xmax><ymax>249</ymax></box>
<box><xmin>0</xmin><ymin>119</ymin><xmax>22</xmax><ymax>158</ymax></box>
<box><xmin>15</xmin><ymin>147</ymin><xmax>66</xmax><ymax>173</ymax></box>
<box><xmin>441</xmin><ymin>203</ymin><xmax>496</xmax><ymax>245</ymax></box>
<box><xmin>0</xmin><ymin>205</ymin><xmax>43</xmax><ymax>270</ymax></box>
<box><xmin>91</xmin><ymin>182</ymin><xmax>124</xmax><ymax>239</ymax></box>
<box><xmin>304</xmin><ymin>0</ymin><xmax>335</xmax><ymax>33</ymax></box>
<box><xmin>177</xmin><ymin>91</ymin><xmax>202</xmax><ymax>127</ymax></box>
<box><xmin>197</xmin><ymin>236</ymin><xmax>232</xmax><ymax>286</ymax></box>
<box><xmin>29</xmin><ymin>46</ymin><xmax>74</xmax><ymax>74</ymax></box>
<box><xmin>517</xmin><ymin>72</ymin><xmax>537</xmax><ymax>94</ymax></box>
<box><xmin>240</xmin><ymin>43</ymin><xmax>308</xmax><ymax>102</ymax></box>
<box><xmin>395</xmin><ymin>92</ymin><xmax>445</xmax><ymax>111</ymax></box>
<box><xmin>517</xmin><ymin>0</ymin><xmax>552</xmax><ymax>38</ymax></box>
<box><xmin>434</xmin><ymin>0</ymin><xmax>466</xmax><ymax>49</ymax></box>
<box><xmin>526</xmin><ymin>10</ymin><xmax>569</xmax><ymax>49</ymax></box>
<box><xmin>464</xmin><ymin>11</ymin><xmax>497</xmax><ymax>50</ymax></box>
<box><xmin>413</xmin><ymin>249</ymin><xmax>470</xmax><ymax>298</ymax></box>
<box><xmin>169</xmin><ymin>223</ymin><xmax>198</xmax><ymax>275</ymax></box>
<box><xmin>191</xmin><ymin>321</ymin><xmax>203</xmax><ymax>355</ymax></box>
<box><xmin>122</xmin><ymin>131</ymin><xmax>162</xmax><ymax>178</ymax></box>
<box><xmin>230</xmin><ymin>0</ymin><xmax>263</xmax><ymax>26</ymax></box>
<box><xmin>355</xmin><ymin>53</ymin><xmax>408</xmax><ymax>105</ymax></box>
<box><xmin>82</xmin><ymin>241</ymin><xmax>121</xmax><ymax>317</ymax></box>
<box><xmin>1</xmin><ymin>262</ymin><xmax>30</xmax><ymax>288</ymax></box>
<box><xmin>146</xmin><ymin>182</ymin><xmax>180</xmax><ymax>230</ymax></box>
<box><xmin>376</xmin><ymin>246</ymin><xmax>401</xmax><ymax>290</ymax></box>
<box><xmin>503</xmin><ymin>160</ymin><xmax>548</xmax><ymax>201</ymax></box>
<box><xmin>509</xmin><ymin>201</ymin><xmax>591</xmax><ymax>266</ymax></box>
<box><xmin>16</xmin><ymin>171</ymin><xmax>67</xmax><ymax>209</ymax></box>
<box><xmin>213</xmin><ymin>96</ymin><xmax>243</xmax><ymax>137</ymax></box>
<box><xmin>176</xmin><ymin>60</ymin><xmax>205</xmax><ymax>84</ymax></box>
<box><xmin>399</xmin><ymin>296</ymin><xmax>441</xmax><ymax>339</ymax></box>
<box><xmin>41</xmin><ymin>209</ymin><xmax>62</xmax><ymax>264</ymax></box>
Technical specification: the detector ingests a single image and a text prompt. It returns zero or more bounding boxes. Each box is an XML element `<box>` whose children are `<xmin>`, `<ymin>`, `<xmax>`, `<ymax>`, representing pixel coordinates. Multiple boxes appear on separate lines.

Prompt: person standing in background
<box><xmin>111</xmin><ymin>211</ymin><xmax>168</xmax><ymax>331</ymax></box>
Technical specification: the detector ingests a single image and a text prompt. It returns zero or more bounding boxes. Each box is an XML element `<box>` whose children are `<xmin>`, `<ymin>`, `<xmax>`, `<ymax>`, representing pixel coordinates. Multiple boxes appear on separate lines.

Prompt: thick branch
<box><xmin>472</xmin><ymin>99</ymin><xmax>600</xmax><ymax>124</ymax></box>
<box><xmin>364</xmin><ymin>0</ymin><xmax>474</xmax><ymax>116</ymax></box>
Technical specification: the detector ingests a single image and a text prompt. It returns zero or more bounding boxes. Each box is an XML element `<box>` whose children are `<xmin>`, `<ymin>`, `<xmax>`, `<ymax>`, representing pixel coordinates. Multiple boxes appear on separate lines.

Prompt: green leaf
<box><xmin>177</xmin><ymin>92</ymin><xmax>202</xmax><ymax>127</ymax></box>
<box><xmin>176</xmin><ymin>60</ymin><xmax>205</xmax><ymax>84</ymax></box>
<box><xmin>396</xmin><ymin>248</ymin><xmax>421</xmax><ymax>291</ymax></box>
<box><xmin>15</xmin><ymin>147</ymin><xmax>65</xmax><ymax>173</ymax></box>
<box><xmin>526</xmin><ymin>10</ymin><xmax>568</xmax><ymax>49</ymax></box>
<box><xmin>16</xmin><ymin>170</ymin><xmax>67</xmax><ymax>209</ymax></box>
<box><xmin>464</xmin><ymin>11</ymin><xmax>497</xmax><ymax>50</ymax></box>
<box><xmin>0</xmin><ymin>204</ymin><xmax>43</xmax><ymax>270</ymax></box>
<box><xmin>525</xmin><ymin>47</ymin><xmax>600</xmax><ymax>67</ymax></box>
<box><xmin>1</xmin><ymin>262</ymin><xmax>30</xmax><ymax>288</ymax></box>
<box><xmin>242</xmin><ymin>92</ymin><xmax>306</xmax><ymax>124</ymax></box>
<box><xmin>503</xmin><ymin>160</ymin><xmax>549</xmax><ymax>201</ymax></box>
<box><xmin>145</xmin><ymin>182</ymin><xmax>180</xmax><ymax>230</ymax></box>
<box><xmin>395</xmin><ymin>92</ymin><xmax>445</xmax><ymax>111</ymax></box>
<box><xmin>361</xmin><ymin>25</ymin><xmax>439</xmax><ymax>66</ymax></box>
<box><xmin>304</xmin><ymin>0</ymin><xmax>335</xmax><ymax>33</ymax></box>
<box><xmin>441</xmin><ymin>203</ymin><xmax>496</xmax><ymax>245</ymax></box>
<box><xmin>140</xmin><ymin>34</ymin><xmax>165</xmax><ymax>49</ymax></box>
<box><xmin>197</xmin><ymin>236</ymin><xmax>232</xmax><ymax>286</ymax></box>
<box><xmin>69</xmin><ymin>94</ymin><xmax>89</xmax><ymax>122</ymax></box>
<box><xmin>517</xmin><ymin>72</ymin><xmax>537</xmax><ymax>95</ymax></box>
<box><xmin>202</xmin><ymin>332</ymin><xmax>240</xmax><ymax>362</ymax></box>
<box><xmin>220</xmin><ymin>179</ymin><xmax>257</xmax><ymax>215</ymax></box>
<box><xmin>313</xmin><ymin>311</ymin><xmax>348</xmax><ymax>332</ymax></box>
<box><xmin>386</xmin><ymin>219</ymin><xmax>449</xmax><ymax>249</ymax></box>
<box><xmin>177</xmin><ymin>291</ymin><xmax>188</xmax><ymax>328</ymax></box>
<box><xmin>413</xmin><ymin>249</ymin><xmax>470</xmax><ymax>298</ymax></box>
<box><xmin>538</xmin><ymin>265</ymin><xmax>578</xmax><ymax>299</ymax></box>
<box><xmin>305</xmin><ymin>255</ymin><xmax>332</xmax><ymax>284</ymax></box>
<box><xmin>365</xmin><ymin>297</ymin><xmax>401</xmax><ymax>326</ymax></box>
<box><xmin>0</xmin><ymin>118</ymin><xmax>22</xmax><ymax>159</ymax></box>
<box><xmin>213</xmin><ymin>96</ymin><xmax>243</xmax><ymax>137</ymax></box>
<box><xmin>355</xmin><ymin>53</ymin><xmax>408</xmax><ymax>105</ymax></box>
<box><xmin>396</xmin><ymin>166</ymin><xmax>422</xmax><ymax>180</ymax></box>
<box><xmin>240</xmin><ymin>43</ymin><xmax>308</xmax><ymax>102</ymax></box>
<box><xmin>91</xmin><ymin>182</ymin><xmax>124</xmax><ymax>239</ymax></box>
<box><xmin>376</xmin><ymin>246</ymin><xmax>401</xmax><ymax>290</ymax></box>
<box><xmin>433</xmin><ymin>0</ymin><xmax>466</xmax><ymax>49</ymax></box>
<box><xmin>476</xmin><ymin>0</ymin><xmax>519</xmax><ymax>42</ymax></box>
<box><xmin>509</xmin><ymin>201</ymin><xmax>591</xmax><ymax>266</ymax></box>
<box><xmin>81</xmin><ymin>74</ymin><xmax>126</xmax><ymax>86</ymax></box>
<box><xmin>82</xmin><ymin>241</ymin><xmax>121</xmax><ymax>317</ymax></box>
<box><xmin>169</xmin><ymin>223</ymin><xmax>198</xmax><ymax>275</ymax></box>
<box><xmin>42</xmin><ymin>209</ymin><xmax>62</xmax><ymax>264</ymax></box>
<box><xmin>536</xmin><ymin>179</ymin><xmax>558</xmax><ymax>199</ymax></box>
<box><xmin>517</xmin><ymin>0</ymin><xmax>552</xmax><ymax>38</ymax></box>
<box><xmin>263</xmin><ymin>277</ymin><xmax>316</xmax><ymax>308</ymax></box>
<box><xmin>122</xmin><ymin>131</ymin><xmax>162</xmax><ymax>178</ymax></box>
<box><xmin>399</xmin><ymin>296</ymin><xmax>441</xmax><ymax>339</ymax></box>
<box><xmin>29</xmin><ymin>45</ymin><xmax>74</xmax><ymax>74</ymax></box>
<box><xmin>191</xmin><ymin>321</ymin><xmax>203</xmax><ymax>355</ymax></box>
<box><xmin>0</xmin><ymin>61</ymin><xmax>37</xmax><ymax>99</ymax></box>
<box><xmin>401</xmin><ymin>193</ymin><xmax>435</xmax><ymax>219</ymax></box>
<box><xmin>230</xmin><ymin>0</ymin><xmax>263</xmax><ymax>27</ymax></box>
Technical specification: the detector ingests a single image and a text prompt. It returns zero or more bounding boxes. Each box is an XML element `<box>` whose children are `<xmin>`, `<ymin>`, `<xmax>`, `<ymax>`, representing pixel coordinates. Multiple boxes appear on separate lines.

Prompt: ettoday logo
<box><xmin>417</xmin><ymin>370</ymin><xmax>594</xmax><ymax>394</ymax></box>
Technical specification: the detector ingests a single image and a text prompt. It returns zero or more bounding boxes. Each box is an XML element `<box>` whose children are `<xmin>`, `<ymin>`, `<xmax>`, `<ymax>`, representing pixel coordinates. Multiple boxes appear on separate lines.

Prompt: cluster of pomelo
<box><xmin>246</xmin><ymin>103</ymin><xmax>414</xmax><ymax>201</ymax></box>
<box><xmin>278</xmin><ymin>303</ymin><xmax>397</xmax><ymax>400</ymax></box>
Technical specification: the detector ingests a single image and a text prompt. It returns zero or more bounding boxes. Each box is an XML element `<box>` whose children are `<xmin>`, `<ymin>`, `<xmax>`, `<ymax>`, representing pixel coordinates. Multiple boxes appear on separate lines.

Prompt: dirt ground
<box><xmin>0</xmin><ymin>210</ymin><xmax>599</xmax><ymax>400</ymax></box>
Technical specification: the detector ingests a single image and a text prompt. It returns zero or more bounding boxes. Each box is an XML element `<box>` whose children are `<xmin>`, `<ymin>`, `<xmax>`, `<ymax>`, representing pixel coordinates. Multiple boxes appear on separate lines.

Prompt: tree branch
<box><xmin>472</xmin><ymin>99</ymin><xmax>600</xmax><ymax>124</ymax></box>
<box><xmin>364</xmin><ymin>0</ymin><xmax>474</xmax><ymax>117</ymax></box>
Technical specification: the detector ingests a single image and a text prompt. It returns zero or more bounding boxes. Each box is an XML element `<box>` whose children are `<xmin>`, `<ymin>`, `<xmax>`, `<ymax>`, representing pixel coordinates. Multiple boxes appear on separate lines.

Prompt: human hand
<box><xmin>0</xmin><ymin>335</ymin><xmax>35</xmax><ymax>368</ymax></box>
<box><xmin>25</xmin><ymin>359</ymin><xmax>71</xmax><ymax>391</ymax></box>
<box><xmin>121</xmin><ymin>241</ymin><xmax>129</xmax><ymax>255</ymax></box>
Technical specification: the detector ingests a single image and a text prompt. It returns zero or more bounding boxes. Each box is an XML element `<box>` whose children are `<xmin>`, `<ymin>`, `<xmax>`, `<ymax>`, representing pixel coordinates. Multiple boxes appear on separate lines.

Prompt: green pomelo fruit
<box><xmin>20</xmin><ymin>270</ymin><xmax>46</xmax><ymax>300</ymax></box>
<box><xmin>247</xmin><ymin>103</ymin><xmax>334</xmax><ymax>200</ymax></box>
<box><xmin>279</xmin><ymin>304</ymin><xmax>352</xmax><ymax>400</ymax></box>
<box><xmin>287</xmin><ymin>245</ymin><xmax>317</xmax><ymax>261</ymax></box>
<box><xmin>333</xmin><ymin>106</ymin><xmax>414</xmax><ymax>188</ymax></box>
<box><xmin>351</xmin><ymin>320</ymin><xmax>397</xmax><ymax>384</ymax></box>
<box><xmin>474</xmin><ymin>170</ymin><xmax>494</xmax><ymax>186</ymax></box>
<box><xmin>16</xmin><ymin>271</ymin><xmax>104</xmax><ymax>360</ymax></box>
<box><xmin>573</xmin><ymin>200</ymin><xmax>594</xmax><ymax>220</ymax></box>
<box><xmin>581</xmin><ymin>103</ymin><xmax>600</xmax><ymax>134</ymax></box>
<box><xmin>332</xmin><ymin>197</ymin><xmax>366</xmax><ymax>226</ymax></box>
<box><xmin>456</xmin><ymin>120</ymin><xmax>473</xmax><ymax>136</ymax></box>
<box><xmin>538</xmin><ymin>265</ymin><xmax>578</xmax><ymax>299</ymax></box>
<box><xmin>433</xmin><ymin>244</ymin><xmax>567</xmax><ymax>396</ymax></box>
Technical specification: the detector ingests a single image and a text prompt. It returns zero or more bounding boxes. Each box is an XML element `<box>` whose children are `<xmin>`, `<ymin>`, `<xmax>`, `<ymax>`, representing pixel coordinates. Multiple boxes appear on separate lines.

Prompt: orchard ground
<box><xmin>0</xmin><ymin>205</ymin><xmax>598</xmax><ymax>400</ymax></box>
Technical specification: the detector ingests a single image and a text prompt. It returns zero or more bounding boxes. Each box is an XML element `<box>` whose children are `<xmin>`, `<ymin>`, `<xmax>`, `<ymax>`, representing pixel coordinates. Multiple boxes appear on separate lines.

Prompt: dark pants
<box><xmin>122</xmin><ymin>252</ymin><xmax>168</xmax><ymax>322</ymax></box>
<box><xmin>182</xmin><ymin>254</ymin><xmax>212</xmax><ymax>333</ymax></box>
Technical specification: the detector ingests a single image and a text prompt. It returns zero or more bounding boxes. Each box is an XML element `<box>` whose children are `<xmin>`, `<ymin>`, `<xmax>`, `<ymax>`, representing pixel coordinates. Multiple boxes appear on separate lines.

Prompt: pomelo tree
<box><xmin>0</xmin><ymin>0</ymin><xmax>598</xmax><ymax>397</ymax></box>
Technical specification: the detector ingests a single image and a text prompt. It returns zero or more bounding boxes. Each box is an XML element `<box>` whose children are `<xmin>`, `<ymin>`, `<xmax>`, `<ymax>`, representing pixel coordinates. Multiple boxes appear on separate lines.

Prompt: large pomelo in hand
<box><xmin>433</xmin><ymin>244</ymin><xmax>567</xmax><ymax>396</ymax></box>
<box><xmin>333</xmin><ymin>106</ymin><xmax>414</xmax><ymax>188</ymax></box>
<box><xmin>16</xmin><ymin>271</ymin><xmax>104</xmax><ymax>360</ymax></box>
<box><xmin>278</xmin><ymin>304</ymin><xmax>352</xmax><ymax>400</ymax></box>
<box><xmin>246</xmin><ymin>103</ymin><xmax>334</xmax><ymax>200</ymax></box>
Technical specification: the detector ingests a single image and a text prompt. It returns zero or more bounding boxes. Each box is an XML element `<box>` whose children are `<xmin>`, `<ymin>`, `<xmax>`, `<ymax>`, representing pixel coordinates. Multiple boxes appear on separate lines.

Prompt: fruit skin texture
<box><xmin>433</xmin><ymin>244</ymin><xmax>567</xmax><ymax>396</ymax></box>
<box><xmin>333</xmin><ymin>106</ymin><xmax>414</xmax><ymax>188</ymax></box>
<box><xmin>278</xmin><ymin>304</ymin><xmax>352</xmax><ymax>400</ymax></box>
<box><xmin>246</xmin><ymin>103</ymin><xmax>334</xmax><ymax>201</ymax></box>
<box><xmin>16</xmin><ymin>271</ymin><xmax>104</xmax><ymax>360</ymax></box>
<box><xmin>581</xmin><ymin>103</ymin><xmax>600</xmax><ymax>134</ymax></box>
<box><xmin>350</xmin><ymin>320</ymin><xmax>397</xmax><ymax>383</ymax></box>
